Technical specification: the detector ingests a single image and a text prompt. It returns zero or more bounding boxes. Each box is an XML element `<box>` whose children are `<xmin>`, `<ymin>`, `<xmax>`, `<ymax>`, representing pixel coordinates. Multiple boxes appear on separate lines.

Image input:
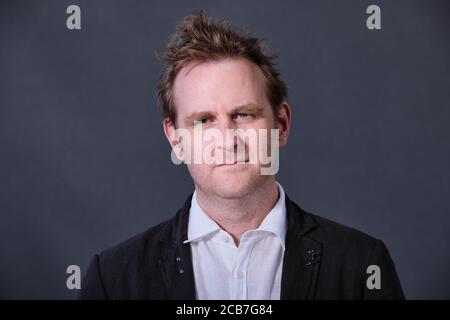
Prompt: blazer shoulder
<box><xmin>98</xmin><ymin>215</ymin><xmax>174</xmax><ymax>264</ymax></box>
<box><xmin>304</xmin><ymin>210</ymin><xmax>380</xmax><ymax>252</ymax></box>
<box><xmin>97</xmin><ymin>194</ymin><xmax>193</xmax><ymax>264</ymax></box>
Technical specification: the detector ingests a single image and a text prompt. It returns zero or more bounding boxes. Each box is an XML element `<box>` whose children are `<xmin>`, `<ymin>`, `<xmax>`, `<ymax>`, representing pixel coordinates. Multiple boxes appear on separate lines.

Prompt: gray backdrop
<box><xmin>1</xmin><ymin>0</ymin><xmax>449</xmax><ymax>299</ymax></box>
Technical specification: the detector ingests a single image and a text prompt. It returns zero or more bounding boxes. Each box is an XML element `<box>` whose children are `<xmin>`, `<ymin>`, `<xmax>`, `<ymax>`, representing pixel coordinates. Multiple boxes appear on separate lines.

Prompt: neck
<box><xmin>195</xmin><ymin>178</ymin><xmax>279</xmax><ymax>247</ymax></box>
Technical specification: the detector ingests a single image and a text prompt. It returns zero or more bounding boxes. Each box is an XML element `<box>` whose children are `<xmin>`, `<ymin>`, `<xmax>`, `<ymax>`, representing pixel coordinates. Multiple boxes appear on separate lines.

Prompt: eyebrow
<box><xmin>184</xmin><ymin>103</ymin><xmax>264</xmax><ymax>125</ymax></box>
<box><xmin>184</xmin><ymin>111</ymin><xmax>214</xmax><ymax>126</ymax></box>
<box><xmin>230</xmin><ymin>103</ymin><xmax>264</xmax><ymax>117</ymax></box>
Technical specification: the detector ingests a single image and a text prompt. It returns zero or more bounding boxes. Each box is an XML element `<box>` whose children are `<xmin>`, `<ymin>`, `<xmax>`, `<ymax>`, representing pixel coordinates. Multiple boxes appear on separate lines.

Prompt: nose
<box><xmin>216</xmin><ymin>117</ymin><xmax>238</xmax><ymax>152</ymax></box>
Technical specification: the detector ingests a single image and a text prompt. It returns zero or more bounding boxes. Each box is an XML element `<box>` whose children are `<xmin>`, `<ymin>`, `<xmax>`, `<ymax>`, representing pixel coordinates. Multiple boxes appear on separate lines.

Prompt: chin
<box><xmin>209</xmin><ymin>170</ymin><xmax>262</xmax><ymax>199</ymax></box>
<box><xmin>211</xmin><ymin>183</ymin><xmax>249</xmax><ymax>199</ymax></box>
<box><xmin>188</xmin><ymin>164</ymin><xmax>270</xmax><ymax>199</ymax></box>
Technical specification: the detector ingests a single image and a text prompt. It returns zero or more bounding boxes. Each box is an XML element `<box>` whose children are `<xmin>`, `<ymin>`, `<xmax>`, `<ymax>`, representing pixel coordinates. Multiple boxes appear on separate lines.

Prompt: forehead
<box><xmin>172</xmin><ymin>57</ymin><xmax>268</xmax><ymax>116</ymax></box>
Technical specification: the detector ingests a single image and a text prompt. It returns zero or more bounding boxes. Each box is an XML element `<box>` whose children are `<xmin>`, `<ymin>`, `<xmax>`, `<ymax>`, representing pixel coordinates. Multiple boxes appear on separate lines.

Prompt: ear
<box><xmin>276</xmin><ymin>101</ymin><xmax>292</xmax><ymax>148</ymax></box>
<box><xmin>162</xmin><ymin>118</ymin><xmax>184</xmax><ymax>162</ymax></box>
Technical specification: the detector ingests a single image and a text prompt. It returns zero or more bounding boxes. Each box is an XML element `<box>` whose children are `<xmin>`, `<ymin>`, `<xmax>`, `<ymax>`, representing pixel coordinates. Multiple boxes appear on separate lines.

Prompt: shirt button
<box><xmin>236</xmin><ymin>271</ymin><xmax>243</xmax><ymax>280</ymax></box>
<box><xmin>221</xmin><ymin>235</ymin><xmax>230</xmax><ymax>243</ymax></box>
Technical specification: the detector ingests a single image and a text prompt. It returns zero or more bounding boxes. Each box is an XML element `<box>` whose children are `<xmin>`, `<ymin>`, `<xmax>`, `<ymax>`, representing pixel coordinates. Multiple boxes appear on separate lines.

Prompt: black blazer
<box><xmin>80</xmin><ymin>194</ymin><xmax>404</xmax><ymax>299</ymax></box>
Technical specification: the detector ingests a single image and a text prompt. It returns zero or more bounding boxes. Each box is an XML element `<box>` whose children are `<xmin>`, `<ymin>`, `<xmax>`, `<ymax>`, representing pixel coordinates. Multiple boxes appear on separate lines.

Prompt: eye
<box><xmin>194</xmin><ymin>118</ymin><xmax>209</xmax><ymax>125</ymax></box>
<box><xmin>234</xmin><ymin>113</ymin><xmax>252</xmax><ymax>119</ymax></box>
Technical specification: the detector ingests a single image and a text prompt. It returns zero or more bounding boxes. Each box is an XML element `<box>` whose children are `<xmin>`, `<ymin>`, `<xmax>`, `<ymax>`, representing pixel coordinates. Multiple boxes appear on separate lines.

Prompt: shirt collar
<box><xmin>183</xmin><ymin>189</ymin><xmax>222</xmax><ymax>243</ymax></box>
<box><xmin>183</xmin><ymin>181</ymin><xmax>287</xmax><ymax>250</ymax></box>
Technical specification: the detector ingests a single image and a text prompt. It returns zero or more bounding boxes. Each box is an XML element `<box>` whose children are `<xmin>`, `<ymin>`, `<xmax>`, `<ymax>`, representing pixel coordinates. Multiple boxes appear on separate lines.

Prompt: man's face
<box><xmin>164</xmin><ymin>57</ymin><xmax>289</xmax><ymax>199</ymax></box>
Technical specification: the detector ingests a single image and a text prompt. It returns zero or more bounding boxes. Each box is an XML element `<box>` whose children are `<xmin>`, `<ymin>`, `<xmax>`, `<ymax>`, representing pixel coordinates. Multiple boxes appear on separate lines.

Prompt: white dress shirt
<box><xmin>183</xmin><ymin>182</ymin><xmax>287</xmax><ymax>300</ymax></box>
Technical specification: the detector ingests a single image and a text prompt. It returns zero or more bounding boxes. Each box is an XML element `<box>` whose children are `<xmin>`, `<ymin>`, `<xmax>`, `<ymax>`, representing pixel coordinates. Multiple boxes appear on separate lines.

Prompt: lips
<box><xmin>215</xmin><ymin>159</ymin><xmax>249</xmax><ymax>167</ymax></box>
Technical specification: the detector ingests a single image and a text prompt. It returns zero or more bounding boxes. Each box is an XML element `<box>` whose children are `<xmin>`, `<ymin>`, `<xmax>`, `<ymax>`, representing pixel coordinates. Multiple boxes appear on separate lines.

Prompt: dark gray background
<box><xmin>1</xmin><ymin>0</ymin><xmax>449</xmax><ymax>299</ymax></box>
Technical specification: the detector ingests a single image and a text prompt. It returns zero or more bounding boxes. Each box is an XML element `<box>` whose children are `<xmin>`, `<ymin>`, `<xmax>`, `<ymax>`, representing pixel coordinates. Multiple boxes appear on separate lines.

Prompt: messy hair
<box><xmin>157</xmin><ymin>11</ymin><xmax>288</xmax><ymax>125</ymax></box>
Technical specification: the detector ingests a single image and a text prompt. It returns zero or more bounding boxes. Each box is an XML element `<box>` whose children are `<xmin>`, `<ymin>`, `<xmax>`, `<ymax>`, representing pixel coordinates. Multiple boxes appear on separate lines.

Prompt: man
<box><xmin>80</xmin><ymin>12</ymin><xmax>404</xmax><ymax>300</ymax></box>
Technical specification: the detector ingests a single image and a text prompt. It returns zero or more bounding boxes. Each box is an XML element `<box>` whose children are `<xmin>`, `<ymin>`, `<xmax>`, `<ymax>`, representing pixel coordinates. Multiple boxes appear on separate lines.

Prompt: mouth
<box><xmin>215</xmin><ymin>159</ymin><xmax>250</xmax><ymax>167</ymax></box>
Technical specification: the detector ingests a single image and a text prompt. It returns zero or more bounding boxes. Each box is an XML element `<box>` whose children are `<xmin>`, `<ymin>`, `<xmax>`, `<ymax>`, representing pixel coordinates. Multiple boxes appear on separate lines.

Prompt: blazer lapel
<box><xmin>158</xmin><ymin>194</ymin><xmax>197</xmax><ymax>299</ymax></box>
<box><xmin>158</xmin><ymin>193</ymin><xmax>322</xmax><ymax>300</ymax></box>
<box><xmin>281</xmin><ymin>195</ymin><xmax>322</xmax><ymax>300</ymax></box>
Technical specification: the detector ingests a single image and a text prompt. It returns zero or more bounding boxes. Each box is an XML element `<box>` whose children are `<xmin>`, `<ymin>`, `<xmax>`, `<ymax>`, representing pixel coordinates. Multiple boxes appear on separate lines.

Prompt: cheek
<box><xmin>255</xmin><ymin>114</ymin><xmax>277</xmax><ymax>129</ymax></box>
<box><xmin>186</xmin><ymin>163</ymin><xmax>213</xmax><ymax>178</ymax></box>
